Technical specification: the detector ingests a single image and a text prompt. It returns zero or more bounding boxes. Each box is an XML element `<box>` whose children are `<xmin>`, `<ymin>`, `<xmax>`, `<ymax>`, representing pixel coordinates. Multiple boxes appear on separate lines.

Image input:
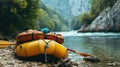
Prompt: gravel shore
<box><xmin>0</xmin><ymin>35</ymin><xmax>120</xmax><ymax>67</ymax></box>
<box><xmin>0</xmin><ymin>45</ymin><xmax>120</xmax><ymax>67</ymax></box>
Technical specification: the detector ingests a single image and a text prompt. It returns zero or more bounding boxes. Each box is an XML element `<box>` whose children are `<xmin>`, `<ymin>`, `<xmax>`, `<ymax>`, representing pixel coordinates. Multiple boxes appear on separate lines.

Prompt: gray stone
<box><xmin>78</xmin><ymin>0</ymin><xmax>120</xmax><ymax>32</ymax></box>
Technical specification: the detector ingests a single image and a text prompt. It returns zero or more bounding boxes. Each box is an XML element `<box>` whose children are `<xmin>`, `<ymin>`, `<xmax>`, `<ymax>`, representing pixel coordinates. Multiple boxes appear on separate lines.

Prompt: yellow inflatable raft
<box><xmin>15</xmin><ymin>39</ymin><xmax>68</xmax><ymax>63</ymax></box>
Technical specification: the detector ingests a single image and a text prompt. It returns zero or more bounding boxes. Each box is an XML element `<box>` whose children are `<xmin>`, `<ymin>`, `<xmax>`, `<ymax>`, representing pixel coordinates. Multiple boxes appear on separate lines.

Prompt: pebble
<box><xmin>107</xmin><ymin>62</ymin><xmax>120</xmax><ymax>66</ymax></box>
<box><xmin>0</xmin><ymin>40</ymin><xmax>120</xmax><ymax>67</ymax></box>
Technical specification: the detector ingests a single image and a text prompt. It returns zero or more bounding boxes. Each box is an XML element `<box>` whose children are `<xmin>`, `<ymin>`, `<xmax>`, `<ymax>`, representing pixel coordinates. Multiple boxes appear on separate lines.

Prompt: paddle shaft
<box><xmin>67</xmin><ymin>48</ymin><xmax>92</xmax><ymax>57</ymax></box>
<box><xmin>0</xmin><ymin>40</ymin><xmax>16</xmax><ymax>48</ymax></box>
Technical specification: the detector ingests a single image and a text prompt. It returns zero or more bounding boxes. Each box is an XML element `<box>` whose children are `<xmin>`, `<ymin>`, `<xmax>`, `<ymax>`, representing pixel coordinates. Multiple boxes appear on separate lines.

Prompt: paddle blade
<box><xmin>0</xmin><ymin>40</ymin><xmax>15</xmax><ymax>48</ymax></box>
<box><xmin>77</xmin><ymin>52</ymin><xmax>92</xmax><ymax>57</ymax></box>
<box><xmin>67</xmin><ymin>48</ymin><xmax>92</xmax><ymax>57</ymax></box>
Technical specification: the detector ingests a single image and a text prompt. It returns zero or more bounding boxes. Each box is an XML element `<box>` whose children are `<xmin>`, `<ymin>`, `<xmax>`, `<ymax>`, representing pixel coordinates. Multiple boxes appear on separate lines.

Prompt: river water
<box><xmin>56</xmin><ymin>31</ymin><xmax>120</xmax><ymax>63</ymax></box>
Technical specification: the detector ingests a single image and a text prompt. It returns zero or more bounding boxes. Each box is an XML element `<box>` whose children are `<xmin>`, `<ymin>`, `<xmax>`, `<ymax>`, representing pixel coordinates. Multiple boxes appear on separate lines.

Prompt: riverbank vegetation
<box><xmin>0</xmin><ymin>0</ymin><xmax>67</xmax><ymax>36</ymax></box>
<box><xmin>71</xmin><ymin>15</ymin><xmax>82</xmax><ymax>30</ymax></box>
<box><xmin>72</xmin><ymin>0</ymin><xmax>117</xmax><ymax>30</ymax></box>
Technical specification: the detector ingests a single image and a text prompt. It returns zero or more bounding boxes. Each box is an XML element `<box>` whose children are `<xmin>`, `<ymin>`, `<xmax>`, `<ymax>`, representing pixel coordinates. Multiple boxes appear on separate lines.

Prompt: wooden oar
<box><xmin>67</xmin><ymin>48</ymin><xmax>92</xmax><ymax>57</ymax></box>
<box><xmin>0</xmin><ymin>40</ymin><xmax>16</xmax><ymax>48</ymax></box>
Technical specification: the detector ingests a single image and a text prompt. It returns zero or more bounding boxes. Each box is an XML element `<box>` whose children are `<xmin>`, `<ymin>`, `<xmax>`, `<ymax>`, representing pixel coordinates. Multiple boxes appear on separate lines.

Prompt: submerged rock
<box><xmin>83</xmin><ymin>56</ymin><xmax>100</xmax><ymax>63</ymax></box>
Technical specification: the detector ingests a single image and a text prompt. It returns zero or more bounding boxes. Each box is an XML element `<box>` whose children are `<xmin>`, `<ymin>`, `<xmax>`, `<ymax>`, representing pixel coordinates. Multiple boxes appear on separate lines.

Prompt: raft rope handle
<box><xmin>43</xmin><ymin>40</ymin><xmax>52</xmax><ymax>63</ymax></box>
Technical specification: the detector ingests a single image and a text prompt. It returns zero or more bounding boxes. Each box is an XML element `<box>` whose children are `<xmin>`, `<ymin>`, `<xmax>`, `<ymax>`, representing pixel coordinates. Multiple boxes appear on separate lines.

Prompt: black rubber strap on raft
<box><xmin>43</xmin><ymin>40</ymin><xmax>52</xmax><ymax>63</ymax></box>
<box><xmin>56</xmin><ymin>35</ymin><xmax>59</xmax><ymax>43</ymax></box>
<box><xmin>32</xmin><ymin>32</ymin><xmax>34</xmax><ymax>40</ymax></box>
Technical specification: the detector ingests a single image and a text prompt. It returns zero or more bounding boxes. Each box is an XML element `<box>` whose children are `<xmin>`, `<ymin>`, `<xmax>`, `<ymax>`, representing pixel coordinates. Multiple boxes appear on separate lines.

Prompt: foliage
<box><xmin>51</xmin><ymin>14</ymin><xmax>67</xmax><ymax>31</ymax></box>
<box><xmin>37</xmin><ymin>9</ymin><xmax>55</xmax><ymax>30</ymax></box>
<box><xmin>0</xmin><ymin>0</ymin><xmax>39</xmax><ymax>35</ymax></box>
<box><xmin>0</xmin><ymin>0</ymin><xmax>68</xmax><ymax>36</ymax></box>
<box><xmin>80</xmin><ymin>12</ymin><xmax>95</xmax><ymax>25</ymax></box>
<box><xmin>91</xmin><ymin>0</ymin><xmax>117</xmax><ymax>16</ymax></box>
<box><xmin>71</xmin><ymin>15</ymin><xmax>82</xmax><ymax>30</ymax></box>
<box><xmin>38</xmin><ymin>2</ymin><xmax>67</xmax><ymax>31</ymax></box>
<box><xmin>79</xmin><ymin>0</ymin><xmax>117</xmax><ymax>26</ymax></box>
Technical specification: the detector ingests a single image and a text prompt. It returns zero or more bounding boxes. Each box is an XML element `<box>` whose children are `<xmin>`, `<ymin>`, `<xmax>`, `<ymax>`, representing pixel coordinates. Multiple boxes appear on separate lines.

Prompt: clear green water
<box><xmin>56</xmin><ymin>31</ymin><xmax>120</xmax><ymax>62</ymax></box>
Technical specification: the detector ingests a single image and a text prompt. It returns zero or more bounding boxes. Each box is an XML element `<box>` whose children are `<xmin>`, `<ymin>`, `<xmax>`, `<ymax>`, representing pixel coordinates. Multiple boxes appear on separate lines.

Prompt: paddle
<box><xmin>67</xmin><ymin>48</ymin><xmax>100</xmax><ymax>62</ymax></box>
<box><xmin>67</xmin><ymin>48</ymin><xmax>92</xmax><ymax>57</ymax></box>
<box><xmin>0</xmin><ymin>40</ymin><xmax>16</xmax><ymax>48</ymax></box>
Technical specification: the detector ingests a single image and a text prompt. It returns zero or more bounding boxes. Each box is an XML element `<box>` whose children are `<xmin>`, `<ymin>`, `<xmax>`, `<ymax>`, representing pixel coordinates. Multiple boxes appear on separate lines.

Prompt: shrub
<box><xmin>80</xmin><ymin>12</ymin><xmax>95</xmax><ymax>25</ymax></box>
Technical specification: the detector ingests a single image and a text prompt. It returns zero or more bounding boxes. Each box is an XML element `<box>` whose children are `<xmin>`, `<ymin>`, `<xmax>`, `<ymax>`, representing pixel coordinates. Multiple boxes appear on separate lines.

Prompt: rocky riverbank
<box><xmin>0</xmin><ymin>46</ymin><xmax>90</xmax><ymax>67</ymax></box>
<box><xmin>0</xmin><ymin>35</ymin><xmax>120</xmax><ymax>67</ymax></box>
<box><xmin>0</xmin><ymin>46</ymin><xmax>120</xmax><ymax>67</ymax></box>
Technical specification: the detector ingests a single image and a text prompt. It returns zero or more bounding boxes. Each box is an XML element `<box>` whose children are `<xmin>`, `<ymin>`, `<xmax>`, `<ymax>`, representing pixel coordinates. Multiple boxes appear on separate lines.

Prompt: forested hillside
<box><xmin>41</xmin><ymin>0</ymin><xmax>90</xmax><ymax>30</ymax></box>
<box><xmin>0</xmin><ymin>0</ymin><xmax>67</xmax><ymax>36</ymax></box>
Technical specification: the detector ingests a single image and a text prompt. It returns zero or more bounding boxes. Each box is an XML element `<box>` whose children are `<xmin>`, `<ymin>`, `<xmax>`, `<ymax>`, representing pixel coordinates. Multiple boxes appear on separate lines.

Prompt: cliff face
<box><xmin>41</xmin><ymin>0</ymin><xmax>90</xmax><ymax>20</ymax></box>
<box><xmin>78</xmin><ymin>0</ymin><xmax>120</xmax><ymax>32</ymax></box>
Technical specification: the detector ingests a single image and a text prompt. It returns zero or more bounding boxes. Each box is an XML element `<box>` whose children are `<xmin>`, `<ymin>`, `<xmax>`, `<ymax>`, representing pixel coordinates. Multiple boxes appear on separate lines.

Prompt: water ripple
<box><xmin>56</xmin><ymin>31</ymin><xmax>120</xmax><ymax>37</ymax></box>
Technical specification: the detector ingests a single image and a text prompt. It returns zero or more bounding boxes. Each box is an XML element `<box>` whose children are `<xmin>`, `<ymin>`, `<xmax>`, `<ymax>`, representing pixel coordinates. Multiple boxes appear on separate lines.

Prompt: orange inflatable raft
<box><xmin>16</xmin><ymin>30</ymin><xmax>64</xmax><ymax>44</ymax></box>
<box><xmin>16</xmin><ymin>30</ymin><xmax>44</xmax><ymax>43</ymax></box>
<box><xmin>45</xmin><ymin>33</ymin><xmax>64</xmax><ymax>44</ymax></box>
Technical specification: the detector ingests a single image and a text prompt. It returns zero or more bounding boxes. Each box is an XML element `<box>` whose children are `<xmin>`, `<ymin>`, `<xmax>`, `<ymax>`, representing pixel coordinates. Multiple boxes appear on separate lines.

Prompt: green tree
<box><xmin>80</xmin><ymin>12</ymin><xmax>95</xmax><ymax>25</ymax></box>
<box><xmin>91</xmin><ymin>0</ymin><xmax>117</xmax><ymax>16</ymax></box>
<box><xmin>0</xmin><ymin>0</ymin><xmax>68</xmax><ymax>36</ymax></box>
<box><xmin>71</xmin><ymin>15</ymin><xmax>82</xmax><ymax>30</ymax></box>
<box><xmin>38</xmin><ymin>3</ymin><xmax>67</xmax><ymax>31</ymax></box>
<box><xmin>0</xmin><ymin>0</ymin><xmax>40</xmax><ymax>35</ymax></box>
<box><xmin>37</xmin><ymin>9</ymin><xmax>55</xmax><ymax>30</ymax></box>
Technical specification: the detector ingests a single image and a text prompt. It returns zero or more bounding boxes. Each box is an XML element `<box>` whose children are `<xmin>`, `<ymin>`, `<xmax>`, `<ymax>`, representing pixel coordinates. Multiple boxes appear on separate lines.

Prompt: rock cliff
<box><xmin>78</xmin><ymin>0</ymin><xmax>120</xmax><ymax>32</ymax></box>
<box><xmin>41</xmin><ymin>0</ymin><xmax>90</xmax><ymax>20</ymax></box>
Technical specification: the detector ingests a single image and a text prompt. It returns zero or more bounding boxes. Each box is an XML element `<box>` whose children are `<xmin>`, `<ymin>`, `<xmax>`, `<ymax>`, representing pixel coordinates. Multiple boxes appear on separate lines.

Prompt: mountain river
<box><xmin>56</xmin><ymin>31</ymin><xmax>120</xmax><ymax>63</ymax></box>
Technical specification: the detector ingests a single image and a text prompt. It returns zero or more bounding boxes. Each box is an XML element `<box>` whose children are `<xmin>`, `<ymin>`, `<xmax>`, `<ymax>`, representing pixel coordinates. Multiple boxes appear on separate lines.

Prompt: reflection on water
<box><xmin>56</xmin><ymin>31</ymin><xmax>120</xmax><ymax>62</ymax></box>
<box><xmin>81</xmin><ymin>36</ymin><xmax>120</xmax><ymax>62</ymax></box>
